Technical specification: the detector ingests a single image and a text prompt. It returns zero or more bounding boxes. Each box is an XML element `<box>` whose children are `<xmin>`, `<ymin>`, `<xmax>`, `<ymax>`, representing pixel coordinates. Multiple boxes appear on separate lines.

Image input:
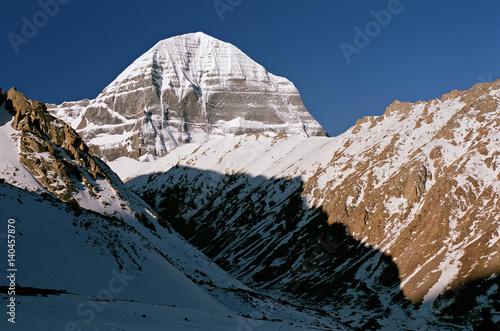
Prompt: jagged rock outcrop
<box><xmin>48</xmin><ymin>32</ymin><xmax>327</xmax><ymax>161</ymax></box>
<box><xmin>2</xmin><ymin>87</ymin><xmax>170</xmax><ymax>232</ymax></box>
<box><xmin>5</xmin><ymin>87</ymin><xmax>111</xmax><ymax>203</ymax></box>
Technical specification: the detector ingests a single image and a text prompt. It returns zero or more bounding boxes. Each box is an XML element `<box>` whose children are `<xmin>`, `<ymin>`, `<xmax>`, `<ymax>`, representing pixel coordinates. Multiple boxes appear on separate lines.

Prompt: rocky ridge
<box><xmin>6</xmin><ymin>87</ymin><xmax>110</xmax><ymax>203</ymax></box>
<box><xmin>311</xmin><ymin>80</ymin><xmax>500</xmax><ymax>303</ymax></box>
<box><xmin>121</xmin><ymin>80</ymin><xmax>500</xmax><ymax>328</ymax></box>
<box><xmin>0</xmin><ymin>87</ymin><xmax>161</xmax><ymax>229</ymax></box>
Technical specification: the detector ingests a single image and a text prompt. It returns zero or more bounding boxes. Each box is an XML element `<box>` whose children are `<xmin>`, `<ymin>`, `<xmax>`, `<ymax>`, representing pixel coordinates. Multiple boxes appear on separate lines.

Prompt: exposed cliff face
<box><xmin>48</xmin><ymin>32</ymin><xmax>327</xmax><ymax>162</ymax></box>
<box><xmin>6</xmin><ymin>87</ymin><xmax>111</xmax><ymax>203</ymax></box>
<box><xmin>121</xmin><ymin>80</ymin><xmax>500</xmax><ymax>328</ymax></box>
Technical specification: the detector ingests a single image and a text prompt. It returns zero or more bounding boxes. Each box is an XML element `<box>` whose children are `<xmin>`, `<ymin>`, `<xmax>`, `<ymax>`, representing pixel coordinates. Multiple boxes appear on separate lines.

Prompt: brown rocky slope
<box><xmin>124</xmin><ymin>80</ymin><xmax>500</xmax><ymax>327</ymax></box>
<box><xmin>307</xmin><ymin>80</ymin><xmax>500</xmax><ymax>302</ymax></box>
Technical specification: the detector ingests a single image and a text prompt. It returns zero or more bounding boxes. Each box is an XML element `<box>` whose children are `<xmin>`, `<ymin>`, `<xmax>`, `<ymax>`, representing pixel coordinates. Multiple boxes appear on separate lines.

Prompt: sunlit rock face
<box><xmin>48</xmin><ymin>32</ymin><xmax>327</xmax><ymax>161</ymax></box>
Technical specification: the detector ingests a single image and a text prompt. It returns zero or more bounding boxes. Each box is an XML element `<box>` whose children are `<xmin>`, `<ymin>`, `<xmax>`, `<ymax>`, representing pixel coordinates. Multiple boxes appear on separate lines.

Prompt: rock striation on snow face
<box><xmin>48</xmin><ymin>32</ymin><xmax>327</xmax><ymax>161</ymax></box>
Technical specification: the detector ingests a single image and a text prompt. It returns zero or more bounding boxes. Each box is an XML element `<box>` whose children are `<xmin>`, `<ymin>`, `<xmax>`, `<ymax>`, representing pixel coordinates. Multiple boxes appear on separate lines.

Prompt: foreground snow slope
<box><xmin>2</xmin><ymin>294</ymin><xmax>334</xmax><ymax>331</ymax></box>
<box><xmin>0</xmin><ymin>182</ymin><xmax>229</xmax><ymax>312</ymax></box>
<box><xmin>0</xmin><ymin>182</ymin><xmax>342</xmax><ymax>330</ymax></box>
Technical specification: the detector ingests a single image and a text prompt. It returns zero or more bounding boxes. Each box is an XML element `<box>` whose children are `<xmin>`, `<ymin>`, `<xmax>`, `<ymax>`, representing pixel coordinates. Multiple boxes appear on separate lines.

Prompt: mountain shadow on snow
<box><xmin>128</xmin><ymin>165</ymin><xmax>499</xmax><ymax>328</ymax></box>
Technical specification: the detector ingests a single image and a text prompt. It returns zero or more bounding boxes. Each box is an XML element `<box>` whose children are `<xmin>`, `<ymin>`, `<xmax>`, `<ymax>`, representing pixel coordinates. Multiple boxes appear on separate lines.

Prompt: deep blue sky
<box><xmin>1</xmin><ymin>0</ymin><xmax>499</xmax><ymax>136</ymax></box>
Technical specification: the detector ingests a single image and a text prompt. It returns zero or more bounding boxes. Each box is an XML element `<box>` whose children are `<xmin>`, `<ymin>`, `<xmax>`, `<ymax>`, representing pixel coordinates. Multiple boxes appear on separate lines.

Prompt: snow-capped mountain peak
<box><xmin>48</xmin><ymin>32</ymin><xmax>327</xmax><ymax>162</ymax></box>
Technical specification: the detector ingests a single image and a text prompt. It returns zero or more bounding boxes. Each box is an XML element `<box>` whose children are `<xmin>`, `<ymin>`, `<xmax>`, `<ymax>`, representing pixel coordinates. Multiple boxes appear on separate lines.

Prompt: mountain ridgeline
<box><xmin>120</xmin><ymin>78</ymin><xmax>500</xmax><ymax>328</ymax></box>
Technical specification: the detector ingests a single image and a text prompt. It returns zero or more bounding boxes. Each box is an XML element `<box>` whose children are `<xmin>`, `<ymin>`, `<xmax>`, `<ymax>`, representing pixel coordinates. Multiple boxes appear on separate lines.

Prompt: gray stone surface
<box><xmin>48</xmin><ymin>32</ymin><xmax>327</xmax><ymax>161</ymax></box>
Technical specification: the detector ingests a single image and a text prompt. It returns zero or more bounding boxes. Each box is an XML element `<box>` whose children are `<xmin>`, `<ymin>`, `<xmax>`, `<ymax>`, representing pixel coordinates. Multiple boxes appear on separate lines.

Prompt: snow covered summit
<box><xmin>49</xmin><ymin>32</ymin><xmax>327</xmax><ymax>161</ymax></box>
